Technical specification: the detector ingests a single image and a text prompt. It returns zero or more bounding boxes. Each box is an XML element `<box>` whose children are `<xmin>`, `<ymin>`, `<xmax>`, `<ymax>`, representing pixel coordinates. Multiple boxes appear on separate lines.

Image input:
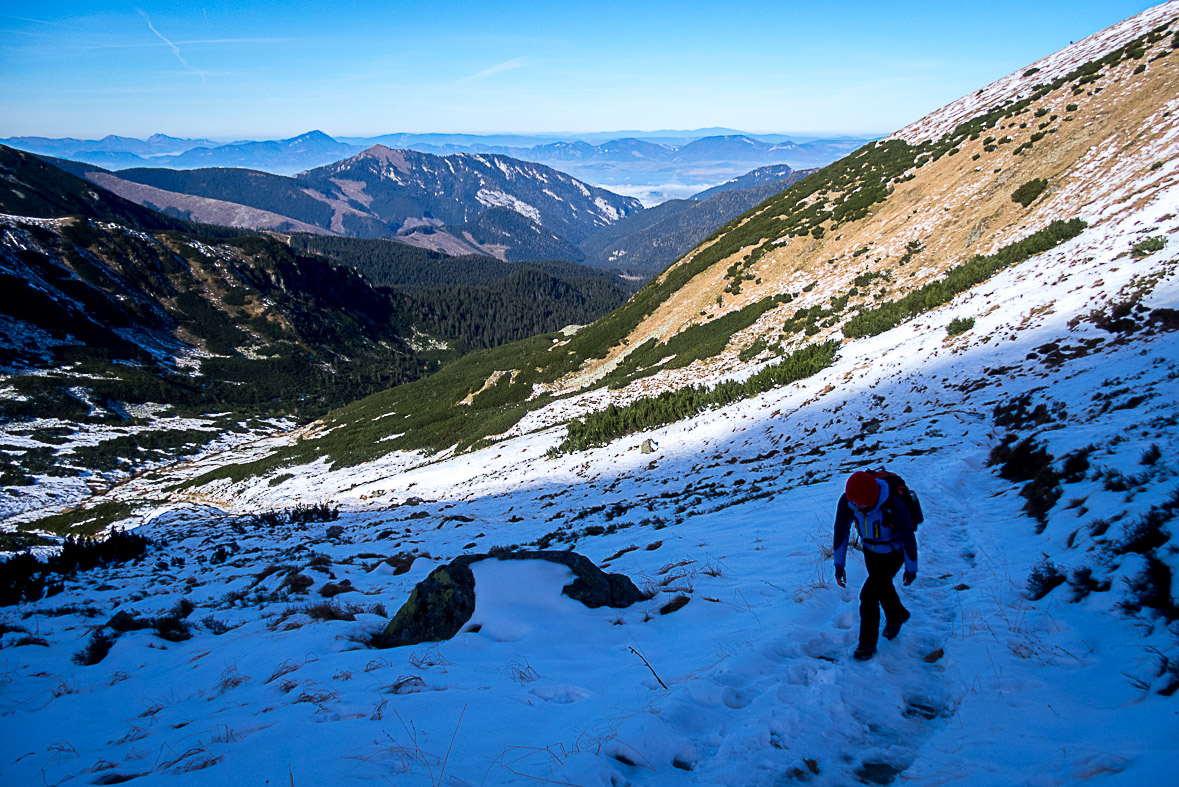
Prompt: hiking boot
<box><xmin>853</xmin><ymin>646</ymin><xmax>876</xmax><ymax>661</ymax></box>
<box><xmin>883</xmin><ymin>610</ymin><xmax>911</xmax><ymax>641</ymax></box>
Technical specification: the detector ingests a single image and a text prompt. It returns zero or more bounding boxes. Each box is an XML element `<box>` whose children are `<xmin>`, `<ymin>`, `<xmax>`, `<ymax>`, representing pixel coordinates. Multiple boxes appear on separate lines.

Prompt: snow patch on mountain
<box><xmin>594</xmin><ymin>196</ymin><xmax>621</xmax><ymax>221</ymax></box>
<box><xmin>474</xmin><ymin>188</ymin><xmax>541</xmax><ymax>223</ymax></box>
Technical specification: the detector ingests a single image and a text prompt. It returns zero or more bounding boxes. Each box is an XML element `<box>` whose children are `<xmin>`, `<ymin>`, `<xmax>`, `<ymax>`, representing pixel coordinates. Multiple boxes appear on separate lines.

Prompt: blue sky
<box><xmin>0</xmin><ymin>1</ymin><xmax>1164</xmax><ymax>140</ymax></box>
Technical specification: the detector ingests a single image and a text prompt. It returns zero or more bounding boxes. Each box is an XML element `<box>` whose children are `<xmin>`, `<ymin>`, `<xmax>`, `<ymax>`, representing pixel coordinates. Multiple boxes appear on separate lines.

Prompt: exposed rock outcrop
<box><xmin>376</xmin><ymin>551</ymin><xmax>645</xmax><ymax>649</ymax></box>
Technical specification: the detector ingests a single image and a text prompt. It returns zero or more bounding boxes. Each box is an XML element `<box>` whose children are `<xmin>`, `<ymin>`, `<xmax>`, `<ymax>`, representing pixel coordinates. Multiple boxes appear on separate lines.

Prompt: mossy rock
<box><xmin>376</xmin><ymin>551</ymin><xmax>645</xmax><ymax>648</ymax></box>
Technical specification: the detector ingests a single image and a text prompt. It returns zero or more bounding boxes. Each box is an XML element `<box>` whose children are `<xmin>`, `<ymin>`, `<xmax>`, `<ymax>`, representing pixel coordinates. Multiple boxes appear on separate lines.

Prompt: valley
<box><xmin>2</xmin><ymin>2</ymin><xmax>1179</xmax><ymax>785</ymax></box>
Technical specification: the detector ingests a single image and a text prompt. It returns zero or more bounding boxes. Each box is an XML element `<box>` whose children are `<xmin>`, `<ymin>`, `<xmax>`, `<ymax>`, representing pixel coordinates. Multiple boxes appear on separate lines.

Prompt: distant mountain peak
<box><xmin>350</xmin><ymin>144</ymin><xmax>414</xmax><ymax>172</ymax></box>
<box><xmin>292</xmin><ymin>129</ymin><xmax>335</xmax><ymax>142</ymax></box>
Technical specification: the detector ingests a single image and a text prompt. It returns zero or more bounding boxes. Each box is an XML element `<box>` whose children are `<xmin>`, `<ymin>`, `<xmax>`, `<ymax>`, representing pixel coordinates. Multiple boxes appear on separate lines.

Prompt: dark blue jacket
<box><xmin>833</xmin><ymin>479</ymin><xmax>918</xmax><ymax>575</ymax></box>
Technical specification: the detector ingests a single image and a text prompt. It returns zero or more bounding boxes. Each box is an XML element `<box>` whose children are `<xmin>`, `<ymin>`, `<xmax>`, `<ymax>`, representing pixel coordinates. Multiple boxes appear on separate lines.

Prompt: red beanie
<box><xmin>845</xmin><ymin>471</ymin><xmax>879</xmax><ymax>508</ymax></box>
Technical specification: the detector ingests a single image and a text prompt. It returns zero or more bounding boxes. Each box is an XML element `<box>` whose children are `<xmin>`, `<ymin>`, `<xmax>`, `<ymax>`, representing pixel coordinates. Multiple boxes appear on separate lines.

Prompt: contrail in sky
<box><xmin>459</xmin><ymin>57</ymin><xmax>527</xmax><ymax>83</ymax></box>
<box><xmin>138</xmin><ymin>9</ymin><xmax>205</xmax><ymax>81</ymax></box>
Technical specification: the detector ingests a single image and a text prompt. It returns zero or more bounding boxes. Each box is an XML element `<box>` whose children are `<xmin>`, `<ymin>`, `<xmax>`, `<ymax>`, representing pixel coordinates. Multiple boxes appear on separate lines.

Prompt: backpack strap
<box><xmin>861</xmin><ymin>501</ymin><xmax>897</xmax><ymax>545</ymax></box>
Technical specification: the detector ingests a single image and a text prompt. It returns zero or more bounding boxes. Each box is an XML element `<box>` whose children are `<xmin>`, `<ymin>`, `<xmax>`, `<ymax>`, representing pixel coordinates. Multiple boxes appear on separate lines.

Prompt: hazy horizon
<box><xmin>0</xmin><ymin>127</ymin><xmax>883</xmax><ymax>144</ymax></box>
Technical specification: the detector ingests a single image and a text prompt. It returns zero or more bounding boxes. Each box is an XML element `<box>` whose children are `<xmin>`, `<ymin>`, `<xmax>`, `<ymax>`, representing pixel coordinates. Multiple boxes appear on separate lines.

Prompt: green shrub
<box><xmin>1026</xmin><ymin>559</ymin><xmax>1066</xmax><ymax>600</ymax></box>
<box><xmin>738</xmin><ymin>338</ymin><xmax>769</xmax><ymax>362</ymax></box>
<box><xmin>73</xmin><ymin>630</ymin><xmax>116</xmax><ymax>666</ymax></box>
<box><xmin>253</xmin><ymin>503</ymin><xmax>338</xmax><ymax>528</ymax></box>
<box><xmin>605</xmin><ymin>296</ymin><xmax>783</xmax><ymax>386</ymax></box>
<box><xmin>19</xmin><ymin>501</ymin><xmax>136</xmax><ymax>538</ymax></box>
<box><xmin>844</xmin><ymin>219</ymin><xmax>1085</xmax><ymax>339</ymax></box>
<box><xmin>1131</xmin><ymin>236</ymin><xmax>1166</xmax><ymax>258</ymax></box>
<box><xmin>1011</xmin><ymin>178</ymin><xmax>1049</xmax><ymax>207</ymax></box>
<box><xmin>946</xmin><ymin>317</ymin><xmax>975</xmax><ymax>335</ymax></box>
<box><xmin>558</xmin><ymin>341</ymin><xmax>837</xmax><ymax>452</ymax></box>
<box><xmin>1114</xmin><ymin>505</ymin><xmax>1173</xmax><ymax>555</ymax></box>
<box><xmin>1118</xmin><ymin>555</ymin><xmax>1178</xmax><ymax>620</ymax></box>
<box><xmin>988</xmin><ymin>435</ymin><xmax>1053</xmax><ymax>483</ymax></box>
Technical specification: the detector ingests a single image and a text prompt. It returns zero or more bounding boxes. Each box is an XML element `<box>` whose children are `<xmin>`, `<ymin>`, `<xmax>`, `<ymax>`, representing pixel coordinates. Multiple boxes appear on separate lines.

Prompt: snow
<box><xmin>594</xmin><ymin>196</ymin><xmax>622</xmax><ymax>222</ymax></box>
<box><xmin>4</xmin><ymin>187</ymin><xmax>1178</xmax><ymax>782</ymax></box>
<box><xmin>467</xmin><ymin>559</ymin><xmax>578</xmax><ymax>641</ymax></box>
<box><xmin>0</xmin><ymin>415</ymin><xmax>295</xmax><ymax>525</ymax></box>
<box><xmin>4</xmin><ymin>8</ymin><xmax>1179</xmax><ymax>785</ymax></box>
<box><xmin>474</xmin><ymin>188</ymin><xmax>542</xmax><ymax>224</ymax></box>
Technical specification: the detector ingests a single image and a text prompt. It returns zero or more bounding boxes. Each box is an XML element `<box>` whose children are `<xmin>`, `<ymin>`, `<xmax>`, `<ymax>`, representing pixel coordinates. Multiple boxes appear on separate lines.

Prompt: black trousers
<box><xmin>859</xmin><ymin>549</ymin><xmax>907</xmax><ymax>649</ymax></box>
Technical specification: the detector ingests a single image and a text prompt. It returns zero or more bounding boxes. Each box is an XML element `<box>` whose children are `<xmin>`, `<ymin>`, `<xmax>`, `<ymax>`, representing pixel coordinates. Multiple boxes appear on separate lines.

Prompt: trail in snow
<box><xmin>2</xmin><ymin>301</ymin><xmax>1178</xmax><ymax>784</ymax></box>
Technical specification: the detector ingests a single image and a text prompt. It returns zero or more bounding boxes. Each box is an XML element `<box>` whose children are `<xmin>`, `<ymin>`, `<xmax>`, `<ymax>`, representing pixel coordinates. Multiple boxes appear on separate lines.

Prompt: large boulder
<box><xmin>376</xmin><ymin>550</ymin><xmax>646</xmax><ymax>649</ymax></box>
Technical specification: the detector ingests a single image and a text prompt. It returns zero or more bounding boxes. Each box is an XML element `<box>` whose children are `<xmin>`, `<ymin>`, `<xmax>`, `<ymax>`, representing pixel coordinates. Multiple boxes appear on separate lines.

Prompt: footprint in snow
<box><xmin>802</xmin><ymin>634</ymin><xmax>846</xmax><ymax>662</ymax></box>
<box><xmin>722</xmin><ymin>687</ymin><xmax>756</xmax><ymax>709</ymax></box>
<box><xmin>833</xmin><ymin>608</ymin><xmax>857</xmax><ymax>630</ymax></box>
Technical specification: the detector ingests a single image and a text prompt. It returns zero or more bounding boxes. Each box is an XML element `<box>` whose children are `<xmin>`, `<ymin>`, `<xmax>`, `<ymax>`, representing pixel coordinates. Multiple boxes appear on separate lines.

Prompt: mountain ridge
<box><xmin>163</xmin><ymin>0</ymin><xmax>1179</xmax><ymax>473</ymax></box>
<box><xmin>53</xmin><ymin>147</ymin><xmax>643</xmax><ymax>260</ymax></box>
<box><xmin>4</xmin><ymin>6</ymin><xmax>1179</xmax><ymax>785</ymax></box>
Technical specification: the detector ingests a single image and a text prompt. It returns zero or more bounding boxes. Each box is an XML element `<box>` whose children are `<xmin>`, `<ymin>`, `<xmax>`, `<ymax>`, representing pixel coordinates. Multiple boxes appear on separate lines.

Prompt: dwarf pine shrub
<box><xmin>152</xmin><ymin>616</ymin><xmax>192</xmax><ymax>642</ymax></box>
<box><xmin>253</xmin><ymin>503</ymin><xmax>339</xmax><ymax>528</ymax></box>
<box><xmin>0</xmin><ymin>530</ymin><xmax>152</xmax><ymax>606</ymax></box>
<box><xmin>1011</xmin><ymin>178</ymin><xmax>1049</xmax><ymax>207</ymax></box>
<box><xmin>946</xmin><ymin>317</ymin><xmax>975</xmax><ymax>336</ymax></box>
<box><xmin>73</xmin><ymin>629</ymin><xmax>116</xmax><ymax>666</ymax></box>
<box><xmin>1140</xmin><ymin>444</ymin><xmax>1163</xmax><ymax>466</ymax></box>
<box><xmin>988</xmin><ymin>435</ymin><xmax>1053</xmax><ymax>483</ymax></box>
<box><xmin>1022</xmin><ymin>471</ymin><xmax>1064</xmax><ymax>531</ymax></box>
<box><xmin>1027</xmin><ymin>558</ymin><xmax>1066</xmax><ymax>600</ymax></box>
<box><xmin>1060</xmin><ymin>446</ymin><xmax>1094</xmax><ymax>483</ymax></box>
<box><xmin>1159</xmin><ymin>652</ymin><xmax>1179</xmax><ymax>696</ymax></box>
<box><xmin>1067</xmin><ymin>566</ymin><xmax>1109</xmax><ymax>602</ymax></box>
<box><xmin>1132</xmin><ymin>236</ymin><xmax>1166</xmax><ymax>258</ymax></box>
<box><xmin>558</xmin><ymin>341</ymin><xmax>837</xmax><ymax>452</ymax></box>
<box><xmin>844</xmin><ymin>220</ymin><xmax>1085</xmax><ymax>339</ymax></box>
<box><xmin>1119</xmin><ymin>555</ymin><xmax>1178</xmax><ymax>620</ymax></box>
<box><xmin>1114</xmin><ymin>506</ymin><xmax>1173</xmax><ymax>555</ymax></box>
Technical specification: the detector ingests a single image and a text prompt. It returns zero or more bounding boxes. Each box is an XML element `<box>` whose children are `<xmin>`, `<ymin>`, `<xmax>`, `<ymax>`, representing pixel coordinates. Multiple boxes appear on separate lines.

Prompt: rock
<box><xmin>377</xmin><ymin>562</ymin><xmax>477</xmax><ymax>649</ymax></box>
<box><xmin>376</xmin><ymin>550</ymin><xmax>646</xmax><ymax>649</ymax></box>
<box><xmin>106</xmin><ymin>610</ymin><xmax>149</xmax><ymax>632</ymax></box>
<box><xmin>518</xmin><ymin>550</ymin><xmax>646</xmax><ymax>609</ymax></box>
<box><xmin>856</xmin><ymin>762</ymin><xmax>904</xmax><ymax>785</ymax></box>
<box><xmin>282</xmin><ymin>572</ymin><xmax>314</xmax><ymax>593</ymax></box>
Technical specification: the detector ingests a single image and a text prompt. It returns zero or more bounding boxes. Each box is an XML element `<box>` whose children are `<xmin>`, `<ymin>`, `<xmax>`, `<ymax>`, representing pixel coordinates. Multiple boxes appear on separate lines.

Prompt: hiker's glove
<box><xmin>903</xmin><ymin>572</ymin><xmax>916</xmax><ymax>586</ymax></box>
<box><xmin>835</xmin><ymin>567</ymin><xmax>846</xmax><ymax>587</ymax></box>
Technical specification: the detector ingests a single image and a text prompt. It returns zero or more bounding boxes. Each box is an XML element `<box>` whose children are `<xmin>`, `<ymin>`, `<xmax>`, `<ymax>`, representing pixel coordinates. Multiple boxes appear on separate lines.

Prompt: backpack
<box><xmin>870</xmin><ymin>469</ymin><xmax>924</xmax><ymax>529</ymax></box>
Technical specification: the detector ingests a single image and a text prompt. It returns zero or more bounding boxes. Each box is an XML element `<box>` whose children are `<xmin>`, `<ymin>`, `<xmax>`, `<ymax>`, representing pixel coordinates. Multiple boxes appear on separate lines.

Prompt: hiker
<box><xmin>833</xmin><ymin>470</ymin><xmax>918</xmax><ymax>660</ymax></box>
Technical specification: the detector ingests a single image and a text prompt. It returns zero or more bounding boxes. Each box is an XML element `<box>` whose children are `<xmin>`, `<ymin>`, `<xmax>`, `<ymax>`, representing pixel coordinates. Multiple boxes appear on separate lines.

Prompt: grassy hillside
<box><xmin>202</xmin><ymin>11</ymin><xmax>1179</xmax><ymax>469</ymax></box>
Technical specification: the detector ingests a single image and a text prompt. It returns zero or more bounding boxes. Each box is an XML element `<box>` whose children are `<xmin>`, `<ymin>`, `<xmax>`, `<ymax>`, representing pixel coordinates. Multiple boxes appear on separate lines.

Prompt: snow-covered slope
<box><xmin>4</xmin><ymin>4</ymin><xmax>1179</xmax><ymax>786</ymax></box>
<box><xmin>3</xmin><ymin>162</ymin><xmax>1177</xmax><ymax>784</ymax></box>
